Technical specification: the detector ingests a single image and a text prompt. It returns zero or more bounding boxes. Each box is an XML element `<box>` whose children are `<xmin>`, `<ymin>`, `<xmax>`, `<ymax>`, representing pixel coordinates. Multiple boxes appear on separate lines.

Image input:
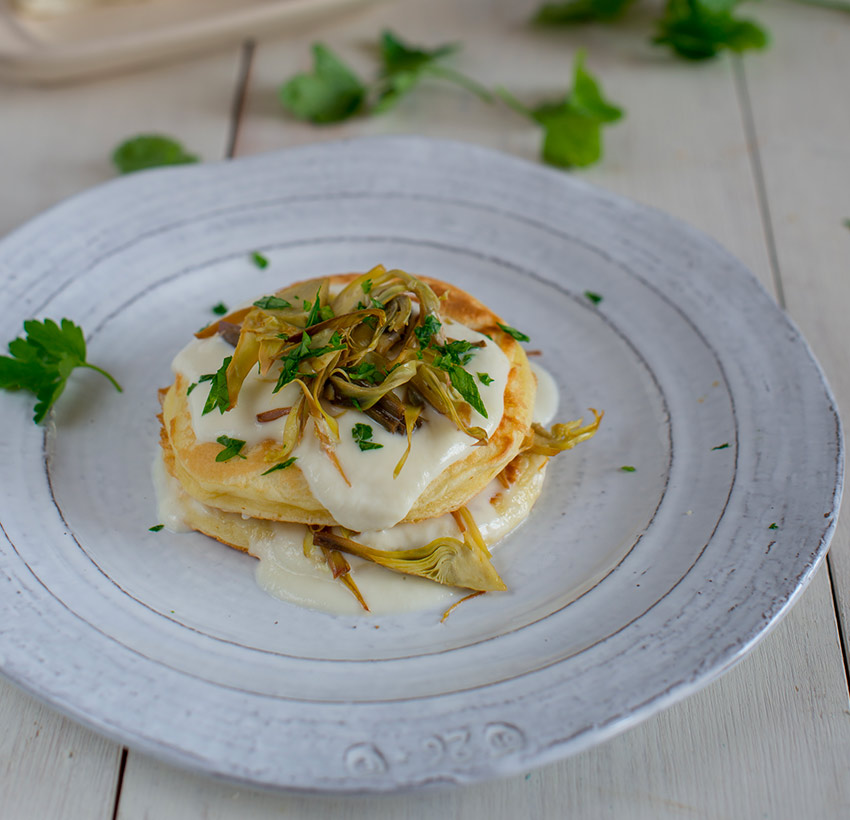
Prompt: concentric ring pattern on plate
<box><xmin>0</xmin><ymin>138</ymin><xmax>841</xmax><ymax>792</ymax></box>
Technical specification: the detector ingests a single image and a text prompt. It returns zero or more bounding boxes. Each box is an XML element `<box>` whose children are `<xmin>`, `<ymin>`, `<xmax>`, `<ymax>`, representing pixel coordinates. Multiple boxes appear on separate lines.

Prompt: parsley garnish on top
<box><xmin>215</xmin><ymin>435</ymin><xmax>247</xmax><ymax>462</ymax></box>
<box><xmin>352</xmin><ymin>422</ymin><xmax>384</xmax><ymax>451</ymax></box>
<box><xmin>261</xmin><ymin>456</ymin><xmax>298</xmax><ymax>475</ymax></box>
<box><xmin>202</xmin><ymin>356</ymin><xmax>232</xmax><ymax>415</ymax></box>
<box><xmin>478</xmin><ymin>372</ymin><xmax>494</xmax><ymax>385</ymax></box>
<box><xmin>253</xmin><ymin>295</ymin><xmax>292</xmax><ymax>310</ymax></box>
<box><xmin>112</xmin><ymin>135</ymin><xmax>199</xmax><ymax>175</ymax></box>
<box><xmin>0</xmin><ymin>318</ymin><xmax>122</xmax><ymax>424</ymax></box>
<box><xmin>497</xmin><ymin>323</ymin><xmax>531</xmax><ymax>343</ymax></box>
<box><xmin>211</xmin><ymin>303</ymin><xmax>228</xmax><ymax>316</ymax></box>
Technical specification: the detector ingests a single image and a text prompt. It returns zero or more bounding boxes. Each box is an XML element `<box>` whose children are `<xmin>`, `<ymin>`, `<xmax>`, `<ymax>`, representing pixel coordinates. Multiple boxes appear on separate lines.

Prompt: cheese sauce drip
<box><xmin>153</xmin><ymin>450</ymin><xmax>546</xmax><ymax>616</ymax></box>
<box><xmin>171</xmin><ymin>319</ymin><xmax>511</xmax><ymax>532</ymax></box>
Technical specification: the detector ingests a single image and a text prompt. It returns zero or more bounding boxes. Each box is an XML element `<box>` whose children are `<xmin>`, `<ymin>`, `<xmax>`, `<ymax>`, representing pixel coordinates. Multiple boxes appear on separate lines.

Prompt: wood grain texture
<box><xmin>113</xmin><ymin>0</ymin><xmax>850</xmax><ymax>814</ymax></box>
<box><xmin>0</xmin><ymin>679</ymin><xmax>122</xmax><ymax>820</ymax></box>
<box><xmin>740</xmin><ymin>1</ymin><xmax>850</xmax><ymax>666</ymax></box>
<box><xmin>1</xmin><ymin>0</ymin><xmax>849</xmax><ymax>815</ymax></box>
<box><xmin>0</xmin><ymin>46</ymin><xmax>243</xmax><ymax>238</ymax></box>
<box><xmin>115</xmin><ymin>570</ymin><xmax>850</xmax><ymax>820</ymax></box>
<box><xmin>0</xmin><ymin>44</ymin><xmax>243</xmax><ymax>820</ymax></box>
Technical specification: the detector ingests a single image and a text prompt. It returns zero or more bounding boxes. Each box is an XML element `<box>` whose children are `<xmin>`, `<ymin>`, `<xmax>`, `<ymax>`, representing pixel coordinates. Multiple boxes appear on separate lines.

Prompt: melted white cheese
<box><xmin>171</xmin><ymin>320</ymin><xmax>511</xmax><ymax>532</ymax></box>
<box><xmin>529</xmin><ymin>360</ymin><xmax>559</xmax><ymax>425</ymax></box>
<box><xmin>153</xmin><ymin>450</ymin><xmax>545</xmax><ymax>616</ymax></box>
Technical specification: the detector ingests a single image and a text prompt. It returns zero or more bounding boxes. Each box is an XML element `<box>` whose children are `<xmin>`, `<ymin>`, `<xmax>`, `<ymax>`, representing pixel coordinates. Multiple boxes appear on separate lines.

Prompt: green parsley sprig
<box><xmin>0</xmin><ymin>318</ymin><xmax>122</xmax><ymax>424</ymax></box>
<box><xmin>215</xmin><ymin>435</ymin><xmax>247</xmax><ymax>462</ymax></box>
<box><xmin>352</xmin><ymin>422</ymin><xmax>384</xmax><ymax>451</ymax></box>
<box><xmin>498</xmin><ymin>51</ymin><xmax>623</xmax><ymax>169</ymax></box>
<box><xmin>533</xmin><ymin>0</ymin><xmax>768</xmax><ymax>62</ymax></box>
<box><xmin>279</xmin><ymin>30</ymin><xmax>491</xmax><ymax>125</ymax></box>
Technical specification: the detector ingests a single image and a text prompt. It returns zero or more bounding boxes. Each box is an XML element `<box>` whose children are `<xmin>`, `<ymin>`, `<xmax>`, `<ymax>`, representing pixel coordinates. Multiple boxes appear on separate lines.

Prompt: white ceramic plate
<box><xmin>0</xmin><ymin>138</ymin><xmax>841</xmax><ymax>793</ymax></box>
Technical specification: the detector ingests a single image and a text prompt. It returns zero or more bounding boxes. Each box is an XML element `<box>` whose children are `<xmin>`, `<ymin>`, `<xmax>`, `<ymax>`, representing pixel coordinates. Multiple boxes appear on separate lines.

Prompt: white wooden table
<box><xmin>2</xmin><ymin>1</ymin><xmax>850</xmax><ymax>817</ymax></box>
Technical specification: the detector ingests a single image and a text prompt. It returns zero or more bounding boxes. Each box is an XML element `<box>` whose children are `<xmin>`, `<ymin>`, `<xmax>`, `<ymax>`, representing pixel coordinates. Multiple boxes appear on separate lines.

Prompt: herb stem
<box><xmin>82</xmin><ymin>362</ymin><xmax>123</xmax><ymax>392</ymax></box>
<box><xmin>425</xmin><ymin>65</ymin><xmax>494</xmax><ymax>102</ymax></box>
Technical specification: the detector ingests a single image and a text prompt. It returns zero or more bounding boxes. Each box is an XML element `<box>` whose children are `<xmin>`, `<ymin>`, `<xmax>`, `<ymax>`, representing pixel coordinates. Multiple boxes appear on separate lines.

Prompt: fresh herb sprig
<box><xmin>534</xmin><ymin>0</ymin><xmax>768</xmax><ymax>62</ymax></box>
<box><xmin>498</xmin><ymin>51</ymin><xmax>623</xmax><ymax>169</ymax></box>
<box><xmin>279</xmin><ymin>31</ymin><xmax>491</xmax><ymax>125</ymax></box>
<box><xmin>534</xmin><ymin>0</ymin><xmax>634</xmax><ymax>23</ymax></box>
<box><xmin>0</xmin><ymin>318</ymin><xmax>122</xmax><ymax>424</ymax></box>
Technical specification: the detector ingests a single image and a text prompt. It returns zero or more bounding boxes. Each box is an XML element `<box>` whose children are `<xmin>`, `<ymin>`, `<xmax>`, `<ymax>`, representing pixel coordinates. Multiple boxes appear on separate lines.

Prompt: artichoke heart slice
<box><xmin>313</xmin><ymin>530</ymin><xmax>507</xmax><ymax>592</ymax></box>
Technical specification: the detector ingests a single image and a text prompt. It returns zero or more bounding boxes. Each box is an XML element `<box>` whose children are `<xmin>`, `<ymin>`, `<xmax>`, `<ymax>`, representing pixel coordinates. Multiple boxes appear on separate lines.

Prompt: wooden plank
<box><xmin>0</xmin><ymin>679</ymin><xmax>122</xmax><ymax>820</ymax></box>
<box><xmin>740</xmin><ymin>1</ymin><xmax>850</xmax><ymax>661</ymax></box>
<box><xmin>0</xmin><ymin>45</ymin><xmax>245</xmax><ymax>819</ymax></box>
<box><xmin>237</xmin><ymin>0</ymin><xmax>773</xmax><ymax>288</ymax></box>
<box><xmin>112</xmin><ymin>2</ymin><xmax>850</xmax><ymax>818</ymax></box>
<box><xmin>0</xmin><ymin>46</ymin><xmax>244</xmax><ymax>238</ymax></box>
<box><xmin>114</xmin><ymin>570</ymin><xmax>850</xmax><ymax>820</ymax></box>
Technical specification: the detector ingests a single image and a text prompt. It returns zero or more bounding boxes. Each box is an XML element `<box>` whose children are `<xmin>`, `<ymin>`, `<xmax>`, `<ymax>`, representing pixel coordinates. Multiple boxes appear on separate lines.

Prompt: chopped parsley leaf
<box><xmin>361</xmin><ymin>279</ymin><xmax>373</xmax><ymax>293</ymax></box>
<box><xmin>215</xmin><ymin>435</ymin><xmax>247</xmax><ymax>462</ymax></box>
<box><xmin>202</xmin><ymin>356</ymin><xmax>231</xmax><ymax>415</ymax></box>
<box><xmin>262</xmin><ymin>457</ymin><xmax>298</xmax><ymax>475</ymax></box>
<box><xmin>712</xmin><ymin>443</ymin><xmax>730</xmax><ymax>450</ymax></box>
<box><xmin>186</xmin><ymin>382</ymin><xmax>198</xmax><ymax>396</ymax></box>
<box><xmin>348</xmin><ymin>361</ymin><xmax>382</xmax><ymax>384</ymax></box>
<box><xmin>148</xmin><ymin>524</ymin><xmax>164</xmax><ymax>532</ymax></box>
<box><xmin>620</xmin><ymin>465</ymin><xmax>636</xmax><ymax>472</ymax></box>
<box><xmin>584</xmin><ymin>290</ymin><xmax>603</xmax><ymax>305</ymax></box>
<box><xmin>498</xmin><ymin>323</ymin><xmax>530</xmax><ymax>343</ymax></box>
<box><xmin>478</xmin><ymin>372</ymin><xmax>494</xmax><ymax>385</ymax></box>
<box><xmin>415</xmin><ymin>314</ymin><xmax>442</xmax><ymax>349</ymax></box>
<box><xmin>446</xmin><ymin>364</ymin><xmax>488</xmax><ymax>418</ymax></box>
<box><xmin>768</xmin><ymin>522</ymin><xmax>778</xmax><ymax>530</ymax></box>
<box><xmin>352</xmin><ymin>422</ymin><xmax>383</xmax><ymax>451</ymax></box>
<box><xmin>253</xmin><ymin>295</ymin><xmax>292</xmax><ymax>310</ymax></box>
<box><xmin>251</xmin><ymin>251</ymin><xmax>269</xmax><ymax>269</ymax></box>
<box><xmin>319</xmin><ymin>305</ymin><xmax>335</xmax><ymax>322</ymax></box>
<box><xmin>211</xmin><ymin>302</ymin><xmax>228</xmax><ymax>316</ymax></box>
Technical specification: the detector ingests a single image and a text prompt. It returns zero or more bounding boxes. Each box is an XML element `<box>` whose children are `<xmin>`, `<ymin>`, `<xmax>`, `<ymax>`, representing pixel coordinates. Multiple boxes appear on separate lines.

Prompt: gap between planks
<box><xmin>732</xmin><ymin>54</ymin><xmax>850</xmax><ymax>702</ymax></box>
<box><xmin>110</xmin><ymin>39</ymin><xmax>256</xmax><ymax>820</ymax></box>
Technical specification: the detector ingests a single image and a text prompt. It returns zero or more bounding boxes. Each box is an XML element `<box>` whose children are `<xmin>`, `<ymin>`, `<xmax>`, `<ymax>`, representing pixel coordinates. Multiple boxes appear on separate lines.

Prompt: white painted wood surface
<box><xmin>2</xmin><ymin>0</ymin><xmax>850</xmax><ymax>817</ymax></box>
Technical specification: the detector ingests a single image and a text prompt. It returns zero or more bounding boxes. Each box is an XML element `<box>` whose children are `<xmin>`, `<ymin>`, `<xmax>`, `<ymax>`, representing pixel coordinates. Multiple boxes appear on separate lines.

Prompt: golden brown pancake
<box><xmin>159</xmin><ymin>274</ymin><xmax>536</xmax><ymax>527</ymax></box>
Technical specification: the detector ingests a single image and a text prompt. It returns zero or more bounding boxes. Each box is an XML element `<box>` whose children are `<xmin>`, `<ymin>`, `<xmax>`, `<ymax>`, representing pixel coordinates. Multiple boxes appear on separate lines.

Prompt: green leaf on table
<box><xmin>498</xmin><ymin>50</ymin><xmax>623</xmax><ymax>168</ymax></box>
<box><xmin>112</xmin><ymin>135</ymin><xmax>199</xmax><ymax>175</ymax></box>
<box><xmin>211</xmin><ymin>302</ymin><xmax>228</xmax><ymax>316</ymax></box>
<box><xmin>584</xmin><ymin>290</ymin><xmax>603</xmax><ymax>305</ymax></box>
<box><xmin>653</xmin><ymin>0</ymin><xmax>769</xmax><ymax>60</ymax></box>
<box><xmin>279</xmin><ymin>44</ymin><xmax>367</xmax><ymax>124</ymax></box>
<box><xmin>375</xmin><ymin>29</ymin><xmax>492</xmax><ymax>113</ymax></box>
<box><xmin>251</xmin><ymin>251</ymin><xmax>269</xmax><ymax>269</ymax></box>
<box><xmin>533</xmin><ymin>0</ymin><xmax>634</xmax><ymax>24</ymax></box>
<box><xmin>0</xmin><ymin>318</ymin><xmax>122</xmax><ymax>424</ymax></box>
